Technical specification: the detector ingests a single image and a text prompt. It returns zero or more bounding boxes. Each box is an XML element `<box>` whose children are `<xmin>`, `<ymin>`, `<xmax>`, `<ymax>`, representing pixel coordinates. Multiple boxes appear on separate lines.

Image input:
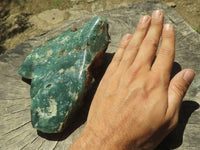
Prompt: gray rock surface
<box><xmin>0</xmin><ymin>1</ymin><xmax>199</xmax><ymax>150</ymax></box>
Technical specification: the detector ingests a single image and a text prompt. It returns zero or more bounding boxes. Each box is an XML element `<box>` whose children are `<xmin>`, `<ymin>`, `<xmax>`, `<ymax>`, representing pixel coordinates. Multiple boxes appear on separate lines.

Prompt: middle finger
<box><xmin>132</xmin><ymin>10</ymin><xmax>164</xmax><ymax>70</ymax></box>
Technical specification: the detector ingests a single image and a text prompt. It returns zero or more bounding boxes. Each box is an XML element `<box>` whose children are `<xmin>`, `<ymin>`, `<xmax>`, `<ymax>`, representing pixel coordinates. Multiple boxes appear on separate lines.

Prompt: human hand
<box><xmin>70</xmin><ymin>10</ymin><xmax>195</xmax><ymax>150</ymax></box>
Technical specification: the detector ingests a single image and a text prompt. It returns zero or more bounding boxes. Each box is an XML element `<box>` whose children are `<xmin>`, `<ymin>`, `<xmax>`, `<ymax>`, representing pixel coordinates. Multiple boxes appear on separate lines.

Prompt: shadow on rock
<box><xmin>156</xmin><ymin>61</ymin><xmax>199</xmax><ymax>149</ymax></box>
<box><xmin>156</xmin><ymin>100</ymin><xmax>199</xmax><ymax>150</ymax></box>
<box><xmin>22</xmin><ymin>77</ymin><xmax>32</xmax><ymax>85</ymax></box>
<box><xmin>170</xmin><ymin>61</ymin><xmax>181</xmax><ymax>80</ymax></box>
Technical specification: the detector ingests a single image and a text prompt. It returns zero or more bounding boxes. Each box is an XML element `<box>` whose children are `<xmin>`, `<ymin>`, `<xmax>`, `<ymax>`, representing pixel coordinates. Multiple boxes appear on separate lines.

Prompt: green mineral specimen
<box><xmin>18</xmin><ymin>16</ymin><xmax>110</xmax><ymax>133</ymax></box>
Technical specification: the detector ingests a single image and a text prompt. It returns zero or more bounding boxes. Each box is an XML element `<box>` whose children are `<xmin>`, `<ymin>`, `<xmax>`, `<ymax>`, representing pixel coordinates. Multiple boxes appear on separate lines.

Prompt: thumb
<box><xmin>168</xmin><ymin>69</ymin><xmax>195</xmax><ymax>113</ymax></box>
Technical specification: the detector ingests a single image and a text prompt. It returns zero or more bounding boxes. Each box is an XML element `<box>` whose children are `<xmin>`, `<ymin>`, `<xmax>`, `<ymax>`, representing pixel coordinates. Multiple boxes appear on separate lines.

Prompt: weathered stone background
<box><xmin>0</xmin><ymin>1</ymin><xmax>199</xmax><ymax>150</ymax></box>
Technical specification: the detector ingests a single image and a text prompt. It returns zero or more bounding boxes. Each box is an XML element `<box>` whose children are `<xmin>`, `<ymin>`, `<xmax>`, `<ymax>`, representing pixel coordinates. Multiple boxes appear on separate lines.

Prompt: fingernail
<box><xmin>140</xmin><ymin>15</ymin><xmax>149</xmax><ymax>24</ymax></box>
<box><xmin>183</xmin><ymin>70</ymin><xmax>195</xmax><ymax>84</ymax></box>
<box><xmin>152</xmin><ymin>10</ymin><xmax>162</xmax><ymax>18</ymax></box>
<box><xmin>164</xmin><ymin>24</ymin><xmax>173</xmax><ymax>31</ymax></box>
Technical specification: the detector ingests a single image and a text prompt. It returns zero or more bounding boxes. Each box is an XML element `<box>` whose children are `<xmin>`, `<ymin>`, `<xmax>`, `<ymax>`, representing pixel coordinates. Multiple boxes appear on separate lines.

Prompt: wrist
<box><xmin>70</xmin><ymin>126</ymin><xmax>101</xmax><ymax>149</ymax></box>
<box><xmin>70</xmin><ymin>124</ymin><xmax>125</xmax><ymax>150</ymax></box>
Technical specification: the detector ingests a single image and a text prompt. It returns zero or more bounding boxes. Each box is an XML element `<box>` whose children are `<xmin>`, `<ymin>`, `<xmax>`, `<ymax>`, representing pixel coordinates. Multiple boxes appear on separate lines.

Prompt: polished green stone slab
<box><xmin>18</xmin><ymin>16</ymin><xmax>110</xmax><ymax>133</ymax></box>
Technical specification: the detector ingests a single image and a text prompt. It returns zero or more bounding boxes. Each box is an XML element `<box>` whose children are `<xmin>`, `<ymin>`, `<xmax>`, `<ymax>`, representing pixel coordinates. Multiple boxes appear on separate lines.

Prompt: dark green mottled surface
<box><xmin>18</xmin><ymin>16</ymin><xmax>110</xmax><ymax>133</ymax></box>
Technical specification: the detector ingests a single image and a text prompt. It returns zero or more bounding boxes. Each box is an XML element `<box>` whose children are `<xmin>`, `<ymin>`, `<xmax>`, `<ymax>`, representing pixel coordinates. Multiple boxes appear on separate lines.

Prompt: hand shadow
<box><xmin>155</xmin><ymin>61</ymin><xmax>200</xmax><ymax>150</ymax></box>
<box><xmin>155</xmin><ymin>100</ymin><xmax>199</xmax><ymax>150</ymax></box>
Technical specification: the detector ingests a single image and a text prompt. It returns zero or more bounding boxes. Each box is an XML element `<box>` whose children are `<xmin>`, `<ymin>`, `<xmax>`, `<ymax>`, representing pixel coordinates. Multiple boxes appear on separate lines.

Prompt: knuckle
<box><xmin>152</xmin><ymin>19</ymin><xmax>163</xmax><ymax>26</ymax></box>
<box><xmin>151</xmin><ymin>73</ymin><xmax>161</xmax><ymax>84</ymax></box>
<box><xmin>128</xmin><ymin>41</ymin><xmax>140</xmax><ymax>50</ymax></box>
<box><xmin>158</xmin><ymin>48</ymin><xmax>173</xmax><ymax>57</ymax></box>
<box><xmin>124</xmin><ymin>33</ymin><xmax>132</xmax><ymax>39</ymax></box>
<box><xmin>144</xmin><ymin>73</ymin><xmax>161</xmax><ymax>91</ymax></box>
<box><xmin>151</xmin><ymin>74</ymin><xmax>161</xmax><ymax>88</ymax></box>
<box><xmin>172</xmin><ymin>81</ymin><xmax>187</xmax><ymax>97</ymax></box>
<box><xmin>148</xmin><ymin>80</ymin><xmax>160</xmax><ymax>92</ymax></box>
<box><xmin>144</xmin><ymin>38</ymin><xmax>158</xmax><ymax>49</ymax></box>
<box><xmin>136</xmin><ymin>24</ymin><xmax>148</xmax><ymax>31</ymax></box>
<box><xmin>112</xmin><ymin>51</ymin><xmax>122</xmax><ymax>63</ymax></box>
<box><xmin>118</xmin><ymin>42</ymin><xmax>127</xmax><ymax>49</ymax></box>
<box><xmin>121</xmin><ymin>55</ymin><xmax>131</xmax><ymax>63</ymax></box>
<box><xmin>164</xmin><ymin>113</ymin><xmax>178</xmax><ymax>130</ymax></box>
<box><xmin>126</xmin><ymin>63</ymin><xmax>144</xmax><ymax>84</ymax></box>
<box><xmin>119</xmin><ymin>34</ymin><xmax>132</xmax><ymax>49</ymax></box>
<box><xmin>112</xmin><ymin>55</ymin><xmax>120</xmax><ymax>63</ymax></box>
<box><xmin>129</xmin><ymin>63</ymin><xmax>143</xmax><ymax>74</ymax></box>
<box><xmin>162</xmin><ymin>30</ymin><xmax>174</xmax><ymax>38</ymax></box>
